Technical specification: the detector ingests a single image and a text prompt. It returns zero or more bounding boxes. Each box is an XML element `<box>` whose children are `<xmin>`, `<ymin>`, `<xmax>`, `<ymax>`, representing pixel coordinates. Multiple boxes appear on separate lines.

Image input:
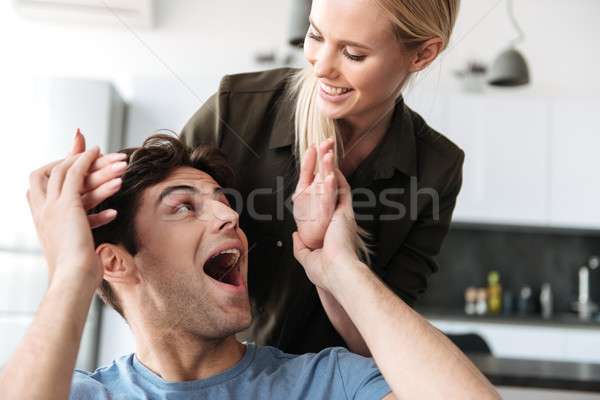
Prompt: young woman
<box><xmin>181</xmin><ymin>0</ymin><xmax>463</xmax><ymax>356</ymax></box>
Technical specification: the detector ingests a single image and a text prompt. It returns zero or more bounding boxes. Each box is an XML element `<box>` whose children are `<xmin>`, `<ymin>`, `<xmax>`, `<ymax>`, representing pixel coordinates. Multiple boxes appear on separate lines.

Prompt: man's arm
<box><xmin>293</xmin><ymin>168</ymin><xmax>499</xmax><ymax>399</ymax></box>
<box><xmin>0</xmin><ymin>147</ymin><xmax>124</xmax><ymax>400</ymax></box>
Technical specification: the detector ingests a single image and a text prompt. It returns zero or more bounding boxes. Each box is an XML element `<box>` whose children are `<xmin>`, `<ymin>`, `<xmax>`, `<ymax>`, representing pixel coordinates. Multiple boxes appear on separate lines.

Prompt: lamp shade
<box><xmin>288</xmin><ymin>0</ymin><xmax>312</xmax><ymax>47</ymax></box>
<box><xmin>487</xmin><ymin>48</ymin><xmax>530</xmax><ymax>87</ymax></box>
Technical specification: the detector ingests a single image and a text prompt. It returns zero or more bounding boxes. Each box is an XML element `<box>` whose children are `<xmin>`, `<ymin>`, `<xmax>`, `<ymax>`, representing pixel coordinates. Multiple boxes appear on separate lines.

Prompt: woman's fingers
<box><xmin>296</xmin><ymin>144</ymin><xmax>317</xmax><ymax>194</ymax></box>
<box><xmin>27</xmin><ymin>159</ymin><xmax>63</xmax><ymax>212</ymax></box>
<box><xmin>83</xmin><ymin>159</ymin><xmax>127</xmax><ymax>193</ymax></box>
<box><xmin>66</xmin><ymin>128</ymin><xmax>86</xmax><ymax>157</ymax></box>
<box><xmin>317</xmin><ymin>138</ymin><xmax>335</xmax><ymax>176</ymax></box>
<box><xmin>87</xmin><ymin>209</ymin><xmax>118</xmax><ymax>229</ymax></box>
<box><xmin>81</xmin><ymin>177</ymin><xmax>122</xmax><ymax>211</ymax></box>
<box><xmin>62</xmin><ymin>147</ymin><xmax>101</xmax><ymax>195</ymax></box>
<box><xmin>89</xmin><ymin>152</ymin><xmax>127</xmax><ymax>174</ymax></box>
<box><xmin>46</xmin><ymin>154</ymin><xmax>84</xmax><ymax>200</ymax></box>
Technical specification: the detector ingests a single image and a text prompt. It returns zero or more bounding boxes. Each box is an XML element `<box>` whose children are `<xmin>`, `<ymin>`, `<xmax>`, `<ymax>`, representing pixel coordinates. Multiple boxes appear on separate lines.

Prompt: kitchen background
<box><xmin>1</xmin><ymin>0</ymin><xmax>599</xmax><ymax>396</ymax></box>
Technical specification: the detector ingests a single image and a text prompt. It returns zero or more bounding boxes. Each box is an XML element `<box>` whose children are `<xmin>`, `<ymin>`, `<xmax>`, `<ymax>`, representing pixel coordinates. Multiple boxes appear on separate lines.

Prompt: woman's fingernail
<box><xmin>111</xmin><ymin>162</ymin><xmax>127</xmax><ymax>172</ymax></box>
<box><xmin>104</xmin><ymin>209</ymin><xmax>117</xmax><ymax>219</ymax></box>
<box><xmin>107</xmin><ymin>153</ymin><xmax>127</xmax><ymax>162</ymax></box>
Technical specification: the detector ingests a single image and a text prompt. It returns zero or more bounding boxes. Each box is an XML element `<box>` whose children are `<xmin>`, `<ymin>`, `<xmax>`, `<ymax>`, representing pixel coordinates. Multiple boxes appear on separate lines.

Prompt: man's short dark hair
<box><xmin>89</xmin><ymin>133</ymin><xmax>235</xmax><ymax>317</ymax></box>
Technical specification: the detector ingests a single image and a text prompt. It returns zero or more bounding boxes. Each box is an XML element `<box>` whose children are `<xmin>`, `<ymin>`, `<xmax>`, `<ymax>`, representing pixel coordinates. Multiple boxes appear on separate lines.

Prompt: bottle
<box><xmin>464</xmin><ymin>286</ymin><xmax>477</xmax><ymax>315</ymax></box>
<box><xmin>475</xmin><ymin>287</ymin><xmax>487</xmax><ymax>315</ymax></box>
<box><xmin>518</xmin><ymin>285</ymin><xmax>532</xmax><ymax>316</ymax></box>
<box><xmin>540</xmin><ymin>282</ymin><xmax>553</xmax><ymax>319</ymax></box>
<box><xmin>487</xmin><ymin>271</ymin><xmax>502</xmax><ymax>314</ymax></box>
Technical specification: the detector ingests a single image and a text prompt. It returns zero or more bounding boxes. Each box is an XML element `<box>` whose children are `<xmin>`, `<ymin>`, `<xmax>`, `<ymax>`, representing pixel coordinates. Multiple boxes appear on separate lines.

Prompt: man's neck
<box><xmin>133</xmin><ymin>333</ymin><xmax>246</xmax><ymax>382</ymax></box>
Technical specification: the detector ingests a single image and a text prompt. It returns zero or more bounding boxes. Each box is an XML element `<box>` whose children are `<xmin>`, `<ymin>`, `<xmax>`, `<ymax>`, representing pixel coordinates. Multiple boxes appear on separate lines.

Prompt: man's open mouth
<box><xmin>203</xmin><ymin>248</ymin><xmax>243</xmax><ymax>287</ymax></box>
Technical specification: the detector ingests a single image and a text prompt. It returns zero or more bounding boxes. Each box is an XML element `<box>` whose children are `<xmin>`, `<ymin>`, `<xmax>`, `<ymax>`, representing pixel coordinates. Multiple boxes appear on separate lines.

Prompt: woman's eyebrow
<box><xmin>309</xmin><ymin>17</ymin><xmax>373</xmax><ymax>51</ymax></box>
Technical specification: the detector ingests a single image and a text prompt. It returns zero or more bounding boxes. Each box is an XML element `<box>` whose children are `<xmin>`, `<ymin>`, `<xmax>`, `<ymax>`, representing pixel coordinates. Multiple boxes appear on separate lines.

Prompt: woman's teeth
<box><xmin>320</xmin><ymin>82</ymin><xmax>351</xmax><ymax>96</ymax></box>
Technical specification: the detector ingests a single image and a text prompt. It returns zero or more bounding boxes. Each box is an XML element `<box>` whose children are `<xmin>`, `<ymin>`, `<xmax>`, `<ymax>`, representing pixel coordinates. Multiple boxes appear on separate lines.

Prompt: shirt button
<box><xmin>276</xmin><ymin>240</ymin><xmax>283</xmax><ymax>248</ymax></box>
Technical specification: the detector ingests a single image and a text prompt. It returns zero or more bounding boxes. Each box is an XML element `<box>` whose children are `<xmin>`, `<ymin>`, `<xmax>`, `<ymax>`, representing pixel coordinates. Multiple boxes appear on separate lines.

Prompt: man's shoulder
<box><xmin>70</xmin><ymin>354</ymin><xmax>136</xmax><ymax>399</ymax></box>
<box><xmin>250</xmin><ymin>344</ymin><xmax>390</xmax><ymax>399</ymax></box>
<box><xmin>219</xmin><ymin>68</ymin><xmax>299</xmax><ymax>94</ymax></box>
<box><xmin>252</xmin><ymin>344</ymin><xmax>372</xmax><ymax>373</ymax></box>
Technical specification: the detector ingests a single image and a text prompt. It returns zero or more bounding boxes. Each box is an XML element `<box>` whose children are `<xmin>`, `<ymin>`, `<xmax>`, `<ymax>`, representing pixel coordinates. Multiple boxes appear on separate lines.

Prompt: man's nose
<box><xmin>208</xmin><ymin>200</ymin><xmax>239</xmax><ymax>232</ymax></box>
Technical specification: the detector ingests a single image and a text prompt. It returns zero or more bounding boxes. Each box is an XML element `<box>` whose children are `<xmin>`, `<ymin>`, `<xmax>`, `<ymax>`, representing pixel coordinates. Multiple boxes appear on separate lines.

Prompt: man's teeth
<box><xmin>212</xmin><ymin>248</ymin><xmax>240</xmax><ymax>267</ymax></box>
<box><xmin>320</xmin><ymin>82</ymin><xmax>351</xmax><ymax>96</ymax></box>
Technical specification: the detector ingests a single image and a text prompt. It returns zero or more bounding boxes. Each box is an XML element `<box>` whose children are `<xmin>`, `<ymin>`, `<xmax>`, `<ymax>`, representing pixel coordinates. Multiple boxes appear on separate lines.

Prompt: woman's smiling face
<box><xmin>303</xmin><ymin>0</ymin><xmax>412</xmax><ymax>125</ymax></box>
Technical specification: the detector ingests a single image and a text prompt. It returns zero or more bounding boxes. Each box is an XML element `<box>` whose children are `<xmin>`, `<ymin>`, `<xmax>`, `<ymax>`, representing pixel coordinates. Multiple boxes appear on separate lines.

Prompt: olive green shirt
<box><xmin>181</xmin><ymin>68</ymin><xmax>464</xmax><ymax>354</ymax></box>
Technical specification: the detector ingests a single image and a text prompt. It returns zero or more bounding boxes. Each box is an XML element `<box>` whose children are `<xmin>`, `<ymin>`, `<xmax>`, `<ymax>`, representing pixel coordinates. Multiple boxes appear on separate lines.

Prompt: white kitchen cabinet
<box><xmin>428</xmin><ymin>318</ymin><xmax>600</xmax><ymax>363</ymax></box>
<box><xmin>408</xmin><ymin>90</ymin><xmax>600</xmax><ymax>230</ymax></box>
<box><xmin>549</xmin><ymin>99</ymin><xmax>600</xmax><ymax>230</ymax></box>
<box><xmin>438</xmin><ymin>92</ymin><xmax>551</xmax><ymax>225</ymax></box>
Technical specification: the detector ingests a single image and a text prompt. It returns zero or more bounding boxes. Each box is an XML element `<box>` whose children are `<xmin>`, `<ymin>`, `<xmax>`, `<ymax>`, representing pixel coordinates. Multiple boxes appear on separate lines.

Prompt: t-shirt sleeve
<box><xmin>334</xmin><ymin>349</ymin><xmax>392</xmax><ymax>400</ymax></box>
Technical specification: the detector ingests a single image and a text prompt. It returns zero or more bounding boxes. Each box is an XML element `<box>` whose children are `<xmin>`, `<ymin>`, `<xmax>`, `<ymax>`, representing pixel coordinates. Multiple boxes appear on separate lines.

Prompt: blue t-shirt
<box><xmin>71</xmin><ymin>343</ymin><xmax>391</xmax><ymax>399</ymax></box>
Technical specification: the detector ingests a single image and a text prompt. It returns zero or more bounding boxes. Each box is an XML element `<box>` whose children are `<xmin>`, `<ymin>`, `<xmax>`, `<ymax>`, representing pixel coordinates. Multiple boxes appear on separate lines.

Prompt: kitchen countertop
<box><xmin>468</xmin><ymin>354</ymin><xmax>600</xmax><ymax>392</ymax></box>
<box><xmin>417</xmin><ymin>307</ymin><xmax>600</xmax><ymax>329</ymax></box>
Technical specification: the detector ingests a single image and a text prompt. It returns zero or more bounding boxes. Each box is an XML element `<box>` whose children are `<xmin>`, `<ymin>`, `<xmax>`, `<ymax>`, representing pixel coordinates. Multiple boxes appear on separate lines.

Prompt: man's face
<box><xmin>132</xmin><ymin>166</ymin><xmax>251</xmax><ymax>339</ymax></box>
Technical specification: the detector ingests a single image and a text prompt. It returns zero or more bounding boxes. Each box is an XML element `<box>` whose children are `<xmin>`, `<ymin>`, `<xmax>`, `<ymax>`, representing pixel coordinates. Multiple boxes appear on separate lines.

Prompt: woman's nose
<box><xmin>306</xmin><ymin>42</ymin><xmax>337</xmax><ymax>80</ymax></box>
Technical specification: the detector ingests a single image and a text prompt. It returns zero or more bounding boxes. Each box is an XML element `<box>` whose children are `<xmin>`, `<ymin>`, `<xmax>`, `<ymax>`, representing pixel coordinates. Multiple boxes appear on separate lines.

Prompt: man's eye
<box><xmin>175</xmin><ymin>204</ymin><xmax>193</xmax><ymax>214</ymax></box>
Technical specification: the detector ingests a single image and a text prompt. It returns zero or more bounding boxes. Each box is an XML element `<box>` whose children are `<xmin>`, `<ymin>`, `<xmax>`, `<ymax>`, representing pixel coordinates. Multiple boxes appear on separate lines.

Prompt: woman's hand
<box><xmin>293</xmin><ymin>165</ymin><xmax>359</xmax><ymax>291</ymax></box>
<box><xmin>27</xmin><ymin>147</ymin><xmax>123</xmax><ymax>285</ymax></box>
<box><xmin>293</xmin><ymin>138</ymin><xmax>337</xmax><ymax>250</ymax></box>
<box><xmin>58</xmin><ymin>129</ymin><xmax>127</xmax><ymax>228</ymax></box>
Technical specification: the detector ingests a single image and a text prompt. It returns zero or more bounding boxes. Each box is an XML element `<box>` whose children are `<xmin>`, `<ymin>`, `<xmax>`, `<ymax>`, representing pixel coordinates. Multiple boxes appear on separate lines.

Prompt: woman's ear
<box><xmin>97</xmin><ymin>243</ymin><xmax>139</xmax><ymax>284</ymax></box>
<box><xmin>408</xmin><ymin>37</ymin><xmax>444</xmax><ymax>72</ymax></box>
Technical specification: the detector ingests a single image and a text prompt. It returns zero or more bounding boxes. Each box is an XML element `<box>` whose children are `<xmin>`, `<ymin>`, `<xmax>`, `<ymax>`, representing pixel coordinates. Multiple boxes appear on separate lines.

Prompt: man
<box><xmin>0</xmin><ymin>133</ymin><xmax>498</xmax><ymax>399</ymax></box>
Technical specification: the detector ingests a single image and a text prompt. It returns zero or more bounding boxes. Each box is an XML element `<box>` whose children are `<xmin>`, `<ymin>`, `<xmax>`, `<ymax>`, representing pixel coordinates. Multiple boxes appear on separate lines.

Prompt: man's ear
<box><xmin>97</xmin><ymin>243</ymin><xmax>139</xmax><ymax>284</ymax></box>
<box><xmin>408</xmin><ymin>37</ymin><xmax>444</xmax><ymax>72</ymax></box>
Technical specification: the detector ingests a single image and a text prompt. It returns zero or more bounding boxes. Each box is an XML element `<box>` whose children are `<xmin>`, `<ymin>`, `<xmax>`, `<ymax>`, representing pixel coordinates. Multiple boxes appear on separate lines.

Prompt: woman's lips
<box><xmin>318</xmin><ymin>81</ymin><xmax>354</xmax><ymax>102</ymax></box>
<box><xmin>319</xmin><ymin>81</ymin><xmax>352</xmax><ymax>95</ymax></box>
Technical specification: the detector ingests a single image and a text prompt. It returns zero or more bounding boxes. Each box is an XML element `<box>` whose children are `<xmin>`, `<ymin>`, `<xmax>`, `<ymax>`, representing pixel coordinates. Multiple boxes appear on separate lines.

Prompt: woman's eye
<box><xmin>307</xmin><ymin>31</ymin><xmax>323</xmax><ymax>42</ymax></box>
<box><xmin>343</xmin><ymin>49</ymin><xmax>366</xmax><ymax>62</ymax></box>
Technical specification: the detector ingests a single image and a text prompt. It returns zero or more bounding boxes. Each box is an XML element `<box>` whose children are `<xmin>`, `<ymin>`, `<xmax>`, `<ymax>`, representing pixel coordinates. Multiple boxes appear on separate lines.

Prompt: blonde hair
<box><xmin>288</xmin><ymin>0</ymin><xmax>460</xmax><ymax>262</ymax></box>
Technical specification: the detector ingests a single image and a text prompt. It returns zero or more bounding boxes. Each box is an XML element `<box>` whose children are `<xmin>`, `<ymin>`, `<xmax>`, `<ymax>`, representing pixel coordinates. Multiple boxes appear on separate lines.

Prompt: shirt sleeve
<box><xmin>383</xmin><ymin>149</ymin><xmax>465</xmax><ymax>307</ymax></box>
<box><xmin>334</xmin><ymin>349</ymin><xmax>392</xmax><ymax>400</ymax></box>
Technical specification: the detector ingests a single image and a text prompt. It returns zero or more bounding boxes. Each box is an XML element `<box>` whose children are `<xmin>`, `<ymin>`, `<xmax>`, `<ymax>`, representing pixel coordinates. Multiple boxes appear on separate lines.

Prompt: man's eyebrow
<box><xmin>158</xmin><ymin>185</ymin><xmax>198</xmax><ymax>204</ymax></box>
<box><xmin>309</xmin><ymin>17</ymin><xmax>373</xmax><ymax>51</ymax></box>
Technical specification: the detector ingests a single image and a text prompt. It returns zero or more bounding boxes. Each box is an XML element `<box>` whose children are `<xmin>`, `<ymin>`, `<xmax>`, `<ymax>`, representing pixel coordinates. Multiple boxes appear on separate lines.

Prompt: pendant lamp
<box><xmin>488</xmin><ymin>0</ymin><xmax>530</xmax><ymax>87</ymax></box>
